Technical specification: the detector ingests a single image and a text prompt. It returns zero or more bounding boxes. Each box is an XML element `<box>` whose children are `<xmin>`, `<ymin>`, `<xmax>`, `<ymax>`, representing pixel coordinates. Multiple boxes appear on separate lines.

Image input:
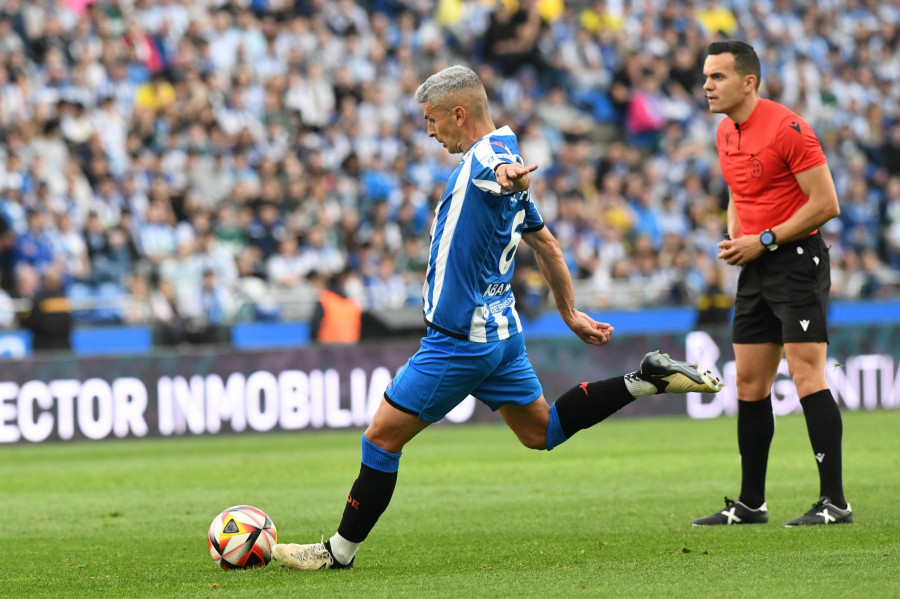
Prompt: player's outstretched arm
<box><xmin>522</xmin><ymin>226</ymin><xmax>613</xmax><ymax>346</ymax></box>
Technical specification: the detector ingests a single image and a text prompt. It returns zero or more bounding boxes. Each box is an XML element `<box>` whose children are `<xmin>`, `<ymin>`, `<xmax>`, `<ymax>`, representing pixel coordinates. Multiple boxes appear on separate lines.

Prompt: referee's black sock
<box><xmin>800</xmin><ymin>389</ymin><xmax>846</xmax><ymax>508</ymax></box>
<box><xmin>737</xmin><ymin>396</ymin><xmax>775</xmax><ymax>509</ymax></box>
<box><xmin>549</xmin><ymin>377</ymin><xmax>636</xmax><ymax>446</ymax></box>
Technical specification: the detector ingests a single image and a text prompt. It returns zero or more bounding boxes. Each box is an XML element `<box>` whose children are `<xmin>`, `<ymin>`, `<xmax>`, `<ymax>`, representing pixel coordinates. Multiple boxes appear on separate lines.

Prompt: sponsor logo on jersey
<box><xmin>482</xmin><ymin>283</ymin><xmax>510</xmax><ymax>298</ymax></box>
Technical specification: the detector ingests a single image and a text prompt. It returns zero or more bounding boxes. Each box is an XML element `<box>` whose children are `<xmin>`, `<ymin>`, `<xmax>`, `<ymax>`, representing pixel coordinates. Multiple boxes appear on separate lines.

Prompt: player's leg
<box><xmin>489</xmin><ymin>344</ymin><xmax>722</xmax><ymax>451</ymax></box>
<box><xmin>783</xmin><ymin>341</ymin><xmax>850</xmax><ymax>524</ymax></box>
<box><xmin>498</xmin><ymin>395</ymin><xmax>550</xmax><ymax>449</ymax></box>
<box><xmin>275</xmin><ymin>330</ymin><xmax>501</xmax><ymax>569</ymax></box>
<box><xmin>542</xmin><ymin>352</ymin><xmax>722</xmax><ymax>450</ymax></box>
<box><xmin>275</xmin><ymin>333</ymin><xmax>468</xmax><ymax>571</ymax></box>
<box><xmin>273</xmin><ymin>399</ymin><xmax>429</xmax><ymax>570</ymax></box>
<box><xmin>275</xmin><ymin>405</ymin><xmax>427</xmax><ymax>569</ymax></box>
<box><xmin>499</xmin><ymin>379</ymin><xmax>642</xmax><ymax>451</ymax></box>
<box><xmin>330</xmin><ymin>399</ymin><xmax>431</xmax><ymax>564</ymax></box>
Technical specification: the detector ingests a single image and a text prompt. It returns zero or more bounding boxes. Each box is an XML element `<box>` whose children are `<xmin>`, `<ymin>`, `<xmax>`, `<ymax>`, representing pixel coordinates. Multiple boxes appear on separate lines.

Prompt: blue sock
<box><xmin>545</xmin><ymin>403</ymin><xmax>568</xmax><ymax>451</ymax></box>
<box><xmin>360</xmin><ymin>434</ymin><xmax>401</xmax><ymax>472</ymax></box>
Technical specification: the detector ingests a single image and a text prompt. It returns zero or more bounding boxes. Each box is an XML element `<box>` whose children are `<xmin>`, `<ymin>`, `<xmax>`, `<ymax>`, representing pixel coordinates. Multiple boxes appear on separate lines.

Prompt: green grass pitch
<box><xmin>2</xmin><ymin>409</ymin><xmax>898</xmax><ymax>598</ymax></box>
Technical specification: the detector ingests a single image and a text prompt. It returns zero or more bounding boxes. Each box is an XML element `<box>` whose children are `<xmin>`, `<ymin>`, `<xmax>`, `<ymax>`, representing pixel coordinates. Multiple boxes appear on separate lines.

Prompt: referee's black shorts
<box><xmin>732</xmin><ymin>232</ymin><xmax>830</xmax><ymax>345</ymax></box>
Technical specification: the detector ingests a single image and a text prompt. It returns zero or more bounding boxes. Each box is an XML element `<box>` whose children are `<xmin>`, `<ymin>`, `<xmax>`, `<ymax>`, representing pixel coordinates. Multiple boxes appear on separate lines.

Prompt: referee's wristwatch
<box><xmin>760</xmin><ymin>229</ymin><xmax>779</xmax><ymax>251</ymax></box>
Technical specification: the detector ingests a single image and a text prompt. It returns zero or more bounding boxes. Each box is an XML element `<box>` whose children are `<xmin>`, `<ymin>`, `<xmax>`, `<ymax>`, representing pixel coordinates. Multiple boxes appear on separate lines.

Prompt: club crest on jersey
<box><xmin>482</xmin><ymin>283</ymin><xmax>510</xmax><ymax>297</ymax></box>
<box><xmin>750</xmin><ymin>158</ymin><xmax>763</xmax><ymax>178</ymax></box>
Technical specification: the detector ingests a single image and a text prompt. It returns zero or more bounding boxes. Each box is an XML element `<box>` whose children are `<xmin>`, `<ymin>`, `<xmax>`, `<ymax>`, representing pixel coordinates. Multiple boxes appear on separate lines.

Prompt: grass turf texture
<box><xmin>2</xmin><ymin>409</ymin><xmax>898</xmax><ymax>599</ymax></box>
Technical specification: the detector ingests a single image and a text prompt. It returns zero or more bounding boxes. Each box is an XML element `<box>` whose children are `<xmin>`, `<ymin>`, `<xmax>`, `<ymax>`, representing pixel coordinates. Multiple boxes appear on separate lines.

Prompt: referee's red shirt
<box><xmin>716</xmin><ymin>98</ymin><xmax>827</xmax><ymax>236</ymax></box>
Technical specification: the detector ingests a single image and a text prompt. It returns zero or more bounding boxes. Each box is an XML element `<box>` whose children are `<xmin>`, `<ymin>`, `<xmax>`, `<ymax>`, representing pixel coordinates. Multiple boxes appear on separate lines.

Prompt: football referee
<box><xmin>693</xmin><ymin>40</ymin><xmax>851</xmax><ymax>527</ymax></box>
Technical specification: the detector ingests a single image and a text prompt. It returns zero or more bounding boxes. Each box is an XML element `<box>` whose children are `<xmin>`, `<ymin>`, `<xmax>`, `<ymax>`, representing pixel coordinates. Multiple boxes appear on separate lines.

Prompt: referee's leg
<box><xmin>733</xmin><ymin>342</ymin><xmax>782</xmax><ymax>509</ymax></box>
<box><xmin>784</xmin><ymin>341</ymin><xmax>847</xmax><ymax>509</ymax></box>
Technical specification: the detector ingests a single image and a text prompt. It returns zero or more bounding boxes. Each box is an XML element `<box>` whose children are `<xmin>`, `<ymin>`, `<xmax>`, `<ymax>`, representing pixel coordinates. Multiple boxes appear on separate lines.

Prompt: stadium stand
<box><xmin>0</xmin><ymin>0</ymin><xmax>898</xmax><ymax>349</ymax></box>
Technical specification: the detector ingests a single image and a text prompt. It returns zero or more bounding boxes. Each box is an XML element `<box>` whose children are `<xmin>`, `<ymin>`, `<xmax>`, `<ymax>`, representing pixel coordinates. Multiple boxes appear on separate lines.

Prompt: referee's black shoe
<box><xmin>692</xmin><ymin>497</ymin><xmax>769</xmax><ymax>526</ymax></box>
<box><xmin>785</xmin><ymin>496</ymin><xmax>853</xmax><ymax>526</ymax></box>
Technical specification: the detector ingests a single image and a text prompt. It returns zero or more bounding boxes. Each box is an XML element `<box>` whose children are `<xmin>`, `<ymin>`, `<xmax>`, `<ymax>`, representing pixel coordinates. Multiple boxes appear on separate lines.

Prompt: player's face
<box><xmin>422</xmin><ymin>101</ymin><xmax>463</xmax><ymax>154</ymax></box>
<box><xmin>702</xmin><ymin>53</ymin><xmax>754</xmax><ymax>116</ymax></box>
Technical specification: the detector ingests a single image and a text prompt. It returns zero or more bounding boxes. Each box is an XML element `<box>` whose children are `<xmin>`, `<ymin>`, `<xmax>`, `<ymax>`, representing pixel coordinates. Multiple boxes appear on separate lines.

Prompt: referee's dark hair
<box><xmin>707</xmin><ymin>40</ymin><xmax>761</xmax><ymax>90</ymax></box>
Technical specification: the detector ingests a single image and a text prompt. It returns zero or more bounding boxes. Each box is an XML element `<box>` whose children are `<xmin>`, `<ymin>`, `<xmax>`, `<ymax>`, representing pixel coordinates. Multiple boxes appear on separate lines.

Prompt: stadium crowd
<box><xmin>0</xmin><ymin>0</ymin><xmax>898</xmax><ymax>344</ymax></box>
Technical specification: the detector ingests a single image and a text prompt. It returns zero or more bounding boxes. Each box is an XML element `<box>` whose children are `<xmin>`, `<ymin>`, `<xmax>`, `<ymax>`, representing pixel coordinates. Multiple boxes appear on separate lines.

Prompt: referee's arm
<box><xmin>725</xmin><ymin>188</ymin><xmax>739</xmax><ymax>239</ymax></box>
<box><xmin>772</xmin><ymin>164</ymin><xmax>840</xmax><ymax>244</ymax></box>
<box><xmin>718</xmin><ymin>165</ymin><xmax>839</xmax><ymax>266</ymax></box>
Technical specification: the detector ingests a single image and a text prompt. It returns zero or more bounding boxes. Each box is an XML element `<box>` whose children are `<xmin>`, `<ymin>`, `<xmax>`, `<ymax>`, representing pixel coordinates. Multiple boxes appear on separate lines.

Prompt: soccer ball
<box><xmin>207</xmin><ymin>505</ymin><xmax>277</xmax><ymax>570</ymax></box>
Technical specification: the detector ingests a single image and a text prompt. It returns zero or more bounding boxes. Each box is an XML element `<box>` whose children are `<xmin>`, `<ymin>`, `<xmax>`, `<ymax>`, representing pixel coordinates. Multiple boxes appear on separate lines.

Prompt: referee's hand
<box><xmin>717</xmin><ymin>236</ymin><xmax>765</xmax><ymax>266</ymax></box>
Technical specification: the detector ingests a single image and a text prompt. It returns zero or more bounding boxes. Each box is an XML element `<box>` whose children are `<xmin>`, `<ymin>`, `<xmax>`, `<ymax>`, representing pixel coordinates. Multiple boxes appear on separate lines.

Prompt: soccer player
<box><xmin>692</xmin><ymin>41</ymin><xmax>851</xmax><ymax>526</ymax></box>
<box><xmin>273</xmin><ymin>65</ymin><xmax>723</xmax><ymax>569</ymax></box>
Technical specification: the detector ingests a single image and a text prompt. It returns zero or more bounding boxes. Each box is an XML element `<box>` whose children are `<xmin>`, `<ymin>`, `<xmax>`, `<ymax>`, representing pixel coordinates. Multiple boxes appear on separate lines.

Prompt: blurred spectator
<box><xmin>13</xmin><ymin>263</ymin><xmax>40</xmax><ymax>302</ymax></box>
<box><xmin>299</xmin><ymin>225</ymin><xmax>347</xmax><ymax>278</ymax></box>
<box><xmin>195</xmin><ymin>229</ymin><xmax>238</xmax><ymax>290</ymax></box>
<box><xmin>482</xmin><ymin>0</ymin><xmax>545</xmax><ymax>78</ymax></box>
<box><xmin>310</xmin><ymin>268</ymin><xmax>363</xmax><ymax>344</ymax></box>
<box><xmin>135</xmin><ymin>73</ymin><xmax>176</xmax><ymax>113</ymax></box>
<box><xmin>0</xmin><ymin>270</ymin><xmax>15</xmax><ymax>329</ymax></box>
<box><xmin>138</xmin><ymin>201</ymin><xmax>177</xmax><ymax>264</ymax></box>
<box><xmin>16</xmin><ymin>210</ymin><xmax>56</xmax><ymax>275</ymax></box>
<box><xmin>840</xmin><ymin>175</ymin><xmax>882</xmax><ymax>253</ymax></box>
<box><xmin>82</xmin><ymin>211</ymin><xmax>109</xmax><ymax>261</ymax></box>
<box><xmin>695</xmin><ymin>261</ymin><xmax>733</xmax><ymax>328</ymax></box>
<box><xmin>883</xmin><ymin>176</ymin><xmax>900</xmax><ymax>268</ymax></box>
<box><xmin>158</xmin><ymin>231</ymin><xmax>202</xmax><ymax>319</ymax></box>
<box><xmin>188</xmin><ymin>267</ymin><xmax>232</xmax><ymax>344</ymax></box>
<box><xmin>52</xmin><ymin>211</ymin><xmax>91</xmax><ymax>282</ymax></box>
<box><xmin>364</xmin><ymin>255</ymin><xmax>407</xmax><ymax>309</ymax></box>
<box><xmin>92</xmin><ymin>225</ymin><xmax>136</xmax><ymax>288</ymax></box>
<box><xmin>148</xmin><ymin>276</ymin><xmax>186</xmax><ymax>346</ymax></box>
<box><xmin>21</xmin><ymin>267</ymin><xmax>72</xmax><ymax>352</ymax></box>
<box><xmin>248</xmin><ymin>201</ymin><xmax>288</xmax><ymax>260</ymax></box>
<box><xmin>847</xmin><ymin>248</ymin><xmax>897</xmax><ymax>300</ymax></box>
<box><xmin>0</xmin><ymin>0</ymin><xmax>894</xmax><ymax>351</ymax></box>
<box><xmin>267</xmin><ymin>235</ymin><xmax>309</xmax><ymax>289</ymax></box>
<box><xmin>234</xmin><ymin>245</ymin><xmax>280</xmax><ymax>321</ymax></box>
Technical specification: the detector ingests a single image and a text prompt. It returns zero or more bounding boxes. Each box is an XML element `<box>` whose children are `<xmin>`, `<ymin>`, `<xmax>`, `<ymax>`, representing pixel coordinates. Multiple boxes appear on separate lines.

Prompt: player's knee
<box><xmin>517</xmin><ymin>429</ymin><xmax>547</xmax><ymax>450</ymax></box>
<box><xmin>522</xmin><ymin>438</ymin><xmax>547</xmax><ymax>451</ymax></box>
<box><xmin>362</xmin><ymin>426</ymin><xmax>404</xmax><ymax>454</ymax></box>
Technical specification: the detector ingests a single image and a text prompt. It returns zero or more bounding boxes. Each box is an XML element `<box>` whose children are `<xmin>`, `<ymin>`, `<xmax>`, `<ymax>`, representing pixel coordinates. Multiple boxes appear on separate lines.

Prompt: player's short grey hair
<box><xmin>414</xmin><ymin>65</ymin><xmax>485</xmax><ymax>105</ymax></box>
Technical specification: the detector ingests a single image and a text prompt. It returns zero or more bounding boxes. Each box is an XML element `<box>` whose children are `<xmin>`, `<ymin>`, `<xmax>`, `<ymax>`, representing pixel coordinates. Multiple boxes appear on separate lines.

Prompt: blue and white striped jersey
<box><xmin>423</xmin><ymin>125</ymin><xmax>544</xmax><ymax>343</ymax></box>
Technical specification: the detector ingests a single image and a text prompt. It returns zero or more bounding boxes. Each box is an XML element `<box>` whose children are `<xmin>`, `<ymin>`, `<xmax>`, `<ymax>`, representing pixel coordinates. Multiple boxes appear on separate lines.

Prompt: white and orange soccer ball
<box><xmin>207</xmin><ymin>505</ymin><xmax>277</xmax><ymax>570</ymax></box>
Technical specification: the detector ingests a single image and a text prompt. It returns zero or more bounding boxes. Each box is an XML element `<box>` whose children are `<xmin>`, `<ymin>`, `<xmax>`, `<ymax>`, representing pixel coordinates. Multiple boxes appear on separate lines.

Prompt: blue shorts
<box><xmin>384</xmin><ymin>328</ymin><xmax>543</xmax><ymax>423</ymax></box>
